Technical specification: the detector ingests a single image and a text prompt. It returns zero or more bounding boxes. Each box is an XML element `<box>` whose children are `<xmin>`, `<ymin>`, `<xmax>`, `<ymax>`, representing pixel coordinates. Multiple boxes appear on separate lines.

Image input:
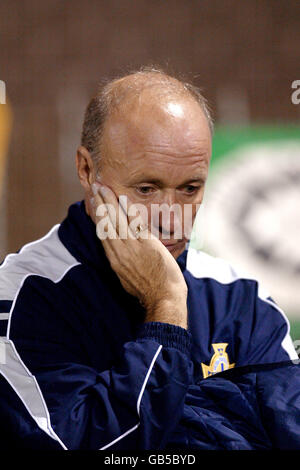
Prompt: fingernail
<box><xmin>90</xmin><ymin>197</ymin><xmax>95</xmax><ymax>207</ymax></box>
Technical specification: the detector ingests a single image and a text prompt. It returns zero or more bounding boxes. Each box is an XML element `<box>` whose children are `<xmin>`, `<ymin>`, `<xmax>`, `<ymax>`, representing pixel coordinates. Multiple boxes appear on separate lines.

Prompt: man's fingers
<box><xmin>116</xmin><ymin>194</ymin><xmax>136</xmax><ymax>240</ymax></box>
<box><xmin>93</xmin><ymin>183</ymin><xmax>135</xmax><ymax>239</ymax></box>
<box><xmin>92</xmin><ymin>182</ymin><xmax>155</xmax><ymax>242</ymax></box>
<box><xmin>92</xmin><ymin>189</ymin><xmax>128</xmax><ymax>268</ymax></box>
<box><xmin>92</xmin><ymin>184</ymin><xmax>118</xmax><ymax>240</ymax></box>
<box><xmin>126</xmin><ymin>200</ymin><xmax>150</xmax><ymax>240</ymax></box>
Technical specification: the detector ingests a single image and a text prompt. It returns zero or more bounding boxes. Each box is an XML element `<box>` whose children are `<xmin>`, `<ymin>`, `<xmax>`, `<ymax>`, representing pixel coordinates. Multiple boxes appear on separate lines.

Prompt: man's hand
<box><xmin>92</xmin><ymin>183</ymin><xmax>188</xmax><ymax>329</ymax></box>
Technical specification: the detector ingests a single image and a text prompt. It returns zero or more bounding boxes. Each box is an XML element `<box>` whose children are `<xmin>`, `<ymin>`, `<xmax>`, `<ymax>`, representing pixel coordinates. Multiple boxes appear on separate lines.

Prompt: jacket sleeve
<box><xmin>235</xmin><ymin>289</ymin><xmax>298</xmax><ymax>366</ymax></box>
<box><xmin>256</xmin><ymin>361</ymin><xmax>300</xmax><ymax>449</ymax></box>
<box><xmin>6</xmin><ymin>277</ymin><xmax>193</xmax><ymax>451</ymax></box>
<box><xmin>45</xmin><ymin>324</ymin><xmax>192</xmax><ymax>450</ymax></box>
<box><xmin>181</xmin><ymin>361</ymin><xmax>300</xmax><ymax>450</ymax></box>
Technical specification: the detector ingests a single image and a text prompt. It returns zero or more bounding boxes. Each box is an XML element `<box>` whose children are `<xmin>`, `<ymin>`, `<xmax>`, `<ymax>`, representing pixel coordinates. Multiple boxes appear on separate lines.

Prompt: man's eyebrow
<box><xmin>127</xmin><ymin>176</ymin><xmax>207</xmax><ymax>186</ymax></box>
<box><xmin>178</xmin><ymin>177</ymin><xmax>207</xmax><ymax>185</ymax></box>
<box><xmin>129</xmin><ymin>177</ymin><xmax>163</xmax><ymax>186</ymax></box>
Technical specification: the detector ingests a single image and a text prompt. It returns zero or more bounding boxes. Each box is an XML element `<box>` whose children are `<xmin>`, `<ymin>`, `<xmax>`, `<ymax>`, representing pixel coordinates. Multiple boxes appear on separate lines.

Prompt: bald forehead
<box><xmin>98</xmin><ymin>72</ymin><xmax>212</xmax><ymax>173</ymax></box>
<box><xmin>101</xmin><ymin>90</ymin><xmax>211</xmax><ymax>166</ymax></box>
<box><xmin>111</xmin><ymin>91</ymin><xmax>208</xmax><ymax>139</ymax></box>
<box><xmin>104</xmin><ymin>72</ymin><xmax>210</xmax><ymax>124</ymax></box>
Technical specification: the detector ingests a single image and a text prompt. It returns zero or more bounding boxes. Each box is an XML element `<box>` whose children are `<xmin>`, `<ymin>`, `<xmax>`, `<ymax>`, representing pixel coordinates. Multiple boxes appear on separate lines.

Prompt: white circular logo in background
<box><xmin>202</xmin><ymin>140</ymin><xmax>300</xmax><ymax>317</ymax></box>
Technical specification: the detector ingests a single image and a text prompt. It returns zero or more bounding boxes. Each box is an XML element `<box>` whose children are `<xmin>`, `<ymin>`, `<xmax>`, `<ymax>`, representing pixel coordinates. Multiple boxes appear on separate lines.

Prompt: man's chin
<box><xmin>162</xmin><ymin>240</ymin><xmax>187</xmax><ymax>258</ymax></box>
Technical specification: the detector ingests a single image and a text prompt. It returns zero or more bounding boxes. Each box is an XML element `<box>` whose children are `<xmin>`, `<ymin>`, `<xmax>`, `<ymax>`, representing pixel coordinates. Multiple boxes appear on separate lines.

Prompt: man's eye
<box><xmin>136</xmin><ymin>186</ymin><xmax>155</xmax><ymax>195</ymax></box>
<box><xmin>184</xmin><ymin>185</ymin><xmax>199</xmax><ymax>194</ymax></box>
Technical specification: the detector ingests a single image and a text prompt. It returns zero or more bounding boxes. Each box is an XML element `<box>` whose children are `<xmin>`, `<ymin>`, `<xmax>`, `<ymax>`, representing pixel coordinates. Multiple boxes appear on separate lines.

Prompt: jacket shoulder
<box><xmin>186</xmin><ymin>247</ymin><xmax>270</xmax><ymax>298</ymax></box>
<box><xmin>0</xmin><ymin>225</ymin><xmax>80</xmax><ymax>302</ymax></box>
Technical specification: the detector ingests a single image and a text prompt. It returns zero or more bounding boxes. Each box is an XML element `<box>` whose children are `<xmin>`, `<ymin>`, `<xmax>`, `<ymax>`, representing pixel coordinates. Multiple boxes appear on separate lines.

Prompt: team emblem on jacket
<box><xmin>201</xmin><ymin>343</ymin><xmax>235</xmax><ymax>378</ymax></box>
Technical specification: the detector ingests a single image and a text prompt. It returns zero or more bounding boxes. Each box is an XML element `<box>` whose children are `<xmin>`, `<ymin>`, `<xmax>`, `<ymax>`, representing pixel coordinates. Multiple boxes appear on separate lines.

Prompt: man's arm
<box><xmin>2</xmin><ymin>185</ymin><xmax>193</xmax><ymax>450</ymax></box>
<box><xmin>7</xmin><ymin>282</ymin><xmax>192</xmax><ymax>450</ymax></box>
<box><xmin>92</xmin><ymin>183</ymin><xmax>189</xmax><ymax>330</ymax></box>
<box><xmin>241</xmin><ymin>293</ymin><xmax>298</xmax><ymax>365</ymax></box>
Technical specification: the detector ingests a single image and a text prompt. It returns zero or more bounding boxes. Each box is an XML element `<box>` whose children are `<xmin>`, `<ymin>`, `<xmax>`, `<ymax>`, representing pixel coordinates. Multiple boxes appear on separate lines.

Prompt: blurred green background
<box><xmin>199</xmin><ymin>126</ymin><xmax>300</xmax><ymax>343</ymax></box>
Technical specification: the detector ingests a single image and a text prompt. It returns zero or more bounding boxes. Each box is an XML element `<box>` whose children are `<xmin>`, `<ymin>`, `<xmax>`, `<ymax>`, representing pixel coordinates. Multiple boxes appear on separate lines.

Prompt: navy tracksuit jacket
<box><xmin>0</xmin><ymin>201</ymin><xmax>299</xmax><ymax>450</ymax></box>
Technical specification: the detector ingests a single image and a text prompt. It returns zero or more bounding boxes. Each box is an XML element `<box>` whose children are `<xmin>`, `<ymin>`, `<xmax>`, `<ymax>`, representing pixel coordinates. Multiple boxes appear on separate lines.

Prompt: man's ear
<box><xmin>76</xmin><ymin>146</ymin><xmax>95</xmax><ymax>191</ymax></box>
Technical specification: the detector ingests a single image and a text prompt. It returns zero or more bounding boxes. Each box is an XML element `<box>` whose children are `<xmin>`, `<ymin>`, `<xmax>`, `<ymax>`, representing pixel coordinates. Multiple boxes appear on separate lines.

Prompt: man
<box><xmin>0</xmin><ymin>68</ymin><xmax>299</xmax><ymax>450</ymax></box>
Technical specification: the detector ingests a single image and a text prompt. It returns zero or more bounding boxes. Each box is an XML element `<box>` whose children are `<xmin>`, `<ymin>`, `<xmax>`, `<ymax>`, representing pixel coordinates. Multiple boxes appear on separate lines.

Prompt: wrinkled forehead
<box><xmin>102</xmin><ymin>91</ymin><xmax>212</xmax><ymax>159</ymax></box>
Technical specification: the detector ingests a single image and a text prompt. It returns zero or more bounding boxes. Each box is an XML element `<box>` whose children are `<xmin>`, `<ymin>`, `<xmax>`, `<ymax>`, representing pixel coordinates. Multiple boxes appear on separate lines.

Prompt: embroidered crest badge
<box><xmin>201</xmin><ymin>343</ymin><xmax>235</xmax><ymax>379</ymax></box>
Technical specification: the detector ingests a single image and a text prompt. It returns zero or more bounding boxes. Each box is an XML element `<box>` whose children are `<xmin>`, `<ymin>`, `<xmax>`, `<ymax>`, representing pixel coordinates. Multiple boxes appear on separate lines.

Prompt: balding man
<box><xmin>0</xmin><ymin>68</ymin><xmax>299</xmax><ymax>451</ymax></box>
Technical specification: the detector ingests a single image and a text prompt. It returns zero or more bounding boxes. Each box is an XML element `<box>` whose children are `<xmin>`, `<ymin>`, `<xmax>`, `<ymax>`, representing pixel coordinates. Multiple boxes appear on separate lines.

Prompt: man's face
<box><xmin>96</xmin><ymin>93</ymin><xmax>212</xmax><ymax>259</ymax></box>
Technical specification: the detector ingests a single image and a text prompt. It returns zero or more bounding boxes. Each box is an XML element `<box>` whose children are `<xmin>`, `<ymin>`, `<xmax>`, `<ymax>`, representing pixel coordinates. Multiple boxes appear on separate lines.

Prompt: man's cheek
<box><xmin>180</xmin><ymin>203</ymin><xmax>196</xmax><ymax>240</ymax></box>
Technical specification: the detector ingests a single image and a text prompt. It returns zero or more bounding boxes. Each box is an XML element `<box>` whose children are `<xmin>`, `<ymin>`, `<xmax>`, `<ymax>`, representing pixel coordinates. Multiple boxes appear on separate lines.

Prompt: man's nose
<box><xmin>157</xmin><ymin>188</ymin><xmax>180</xmax><ymax>209</ymax></box>
<box><xmin>151</xmin><ymin>190</ymin><xmax>183</xmax><ymax>237</ymax></box>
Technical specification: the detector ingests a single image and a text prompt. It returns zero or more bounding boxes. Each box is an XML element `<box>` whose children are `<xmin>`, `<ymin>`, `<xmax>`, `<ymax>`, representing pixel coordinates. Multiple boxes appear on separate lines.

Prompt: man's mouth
<box><xmin>161</xmin><ymin>239</ymin><xmax>185</xmax><ymax>251</ymax></box>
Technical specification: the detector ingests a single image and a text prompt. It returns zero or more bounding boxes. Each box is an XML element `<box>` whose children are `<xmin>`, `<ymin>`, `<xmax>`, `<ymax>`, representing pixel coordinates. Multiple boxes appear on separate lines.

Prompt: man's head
<box><xmin>76</xmin><ymin>67</ymin><xmax>213</xmax><ymax>259</ymax></box>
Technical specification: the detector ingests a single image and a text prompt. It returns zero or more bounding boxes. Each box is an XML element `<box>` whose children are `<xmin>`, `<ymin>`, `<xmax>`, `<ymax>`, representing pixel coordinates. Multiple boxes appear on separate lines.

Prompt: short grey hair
<box><xmin>81</xmin><ymin>66</ymin><xmax>214</xmax><ymax>167</ymax></box>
